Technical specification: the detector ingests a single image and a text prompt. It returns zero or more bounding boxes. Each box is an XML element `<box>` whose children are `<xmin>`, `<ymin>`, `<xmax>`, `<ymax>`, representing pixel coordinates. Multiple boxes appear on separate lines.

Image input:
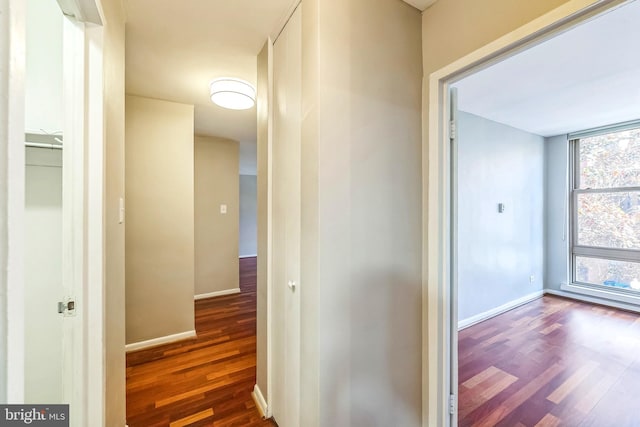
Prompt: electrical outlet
<box><xmin>530</xmin><ymin>275</ymin><xmax>535</xmax><ymax>283</ymax></box>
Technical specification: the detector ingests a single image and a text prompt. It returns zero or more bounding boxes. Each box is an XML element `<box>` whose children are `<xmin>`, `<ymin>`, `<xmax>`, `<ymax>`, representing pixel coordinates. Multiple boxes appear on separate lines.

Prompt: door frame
<box><xmin>1</xmin><ymin>0</ymin><xmax>105</xmax><ymax>423</ymax></box>
<box><xmin>0</xmin><ymin>0</ymin><xmax>27</xmax><ymax>404</ymax></box>
<box><xmin>423</xmin><ymin>0</ymin><xmax>632</xmax><ymax>425</ymax></box>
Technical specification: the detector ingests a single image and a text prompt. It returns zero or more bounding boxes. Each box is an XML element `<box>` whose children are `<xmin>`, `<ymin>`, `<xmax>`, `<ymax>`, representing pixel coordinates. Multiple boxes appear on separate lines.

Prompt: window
<box><xmin>570</xmin><ymin>123</ymin><xmax>640</xmax><ymax>293</ymax></box>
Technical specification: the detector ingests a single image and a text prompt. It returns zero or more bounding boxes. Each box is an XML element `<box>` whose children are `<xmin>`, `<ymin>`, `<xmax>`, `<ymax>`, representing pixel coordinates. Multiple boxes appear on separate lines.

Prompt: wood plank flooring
<box><xmin>459</xmin><ymin>295</ymin><xmax>640</xmax><ymax>427</ymax></box>
<box><xmin>126</xmin><ymin>257</ymin><xmax>276</xmax><ymax>427</ymax></box>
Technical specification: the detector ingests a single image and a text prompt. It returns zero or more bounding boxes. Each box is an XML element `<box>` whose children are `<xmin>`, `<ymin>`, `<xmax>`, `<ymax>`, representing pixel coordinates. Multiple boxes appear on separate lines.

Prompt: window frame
<box><xmin>569</xmin><ymin>120</ymin><xmax>640</xmax><ymax>295</ymax></box>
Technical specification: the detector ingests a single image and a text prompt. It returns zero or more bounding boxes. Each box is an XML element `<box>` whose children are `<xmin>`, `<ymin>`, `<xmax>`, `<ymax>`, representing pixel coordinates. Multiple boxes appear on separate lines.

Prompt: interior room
<box><xmin>10</xmin><ymin>0</ymin><xmax>640</xmax><ymax>426</ymax></box>
<box><xmin>452</xmin><ymin>1</ymin><xmax>640</xmax><ymax>424</ymax></box>
<box><xmin>122</xmin><ymin>1</ymin><xmax>270</xmax><ymax>425</ymax></box>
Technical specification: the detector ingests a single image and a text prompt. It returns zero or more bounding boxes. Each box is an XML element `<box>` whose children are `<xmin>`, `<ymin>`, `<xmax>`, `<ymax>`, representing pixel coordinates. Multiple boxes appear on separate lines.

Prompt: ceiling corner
<box><xmin>401</xmin><ymin>0</ymin><xmax>438</xmax><ymax>12</ymax></box>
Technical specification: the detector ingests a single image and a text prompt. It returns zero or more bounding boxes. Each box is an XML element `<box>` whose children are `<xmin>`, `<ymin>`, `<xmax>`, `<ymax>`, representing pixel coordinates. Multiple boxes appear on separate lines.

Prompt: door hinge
<box><xmin>449</xmin><ymin>121</ymin><xmax>457</xmax><ymax>140</ymax></box>
<box><xmin>449</xmin><ymin>394</ymin><xmax>456</xmax><ymax>415</ymax></box>
<box><xmin>58</xmin><ymin>298</ymin><xmax>76</xmax><ymax>316</ymax></box>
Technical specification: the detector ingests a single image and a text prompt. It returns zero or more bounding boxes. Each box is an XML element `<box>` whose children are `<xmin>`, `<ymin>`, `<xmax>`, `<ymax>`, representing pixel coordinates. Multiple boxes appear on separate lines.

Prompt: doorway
<box><xmin>425</xmin><ymin>0</ymin><xmax>637</xmax><ymax>425</ymax></box>
<box><xmin>1</xmin><ymin>0</ymin><xmax>106</xmax><ymax>422</ymax></box>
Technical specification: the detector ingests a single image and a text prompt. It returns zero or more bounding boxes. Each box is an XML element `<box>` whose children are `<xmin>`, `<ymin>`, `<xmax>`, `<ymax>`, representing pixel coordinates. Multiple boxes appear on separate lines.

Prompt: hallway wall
<box><xmin>299</xmin><ymin>0</ymin><xmax>423</xmax><ymax>425</ymax></box>
<box><xmin>125</xmin><ymin>95</ymin><xmax>195</xmax><ymax>344</ymax></box>
<box><xmin>194</xmin><ymin>135</ymin><xmax>240</xmax><ymax>297</ymax></box>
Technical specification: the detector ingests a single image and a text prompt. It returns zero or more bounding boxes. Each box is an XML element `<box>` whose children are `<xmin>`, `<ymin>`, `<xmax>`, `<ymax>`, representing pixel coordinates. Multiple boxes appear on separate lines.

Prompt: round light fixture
<box><xmin>209</xmin><ymin>78</ymin><xmax>256</xmax><ymax>110</ymax></box>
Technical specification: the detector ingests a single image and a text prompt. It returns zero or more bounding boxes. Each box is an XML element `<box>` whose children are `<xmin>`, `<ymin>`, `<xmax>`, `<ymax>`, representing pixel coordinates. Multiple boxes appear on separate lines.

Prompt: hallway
<box><xmin>126</xmin><ymin>257</ymin><xmax>275</xmax><ymax>426</ymax></box>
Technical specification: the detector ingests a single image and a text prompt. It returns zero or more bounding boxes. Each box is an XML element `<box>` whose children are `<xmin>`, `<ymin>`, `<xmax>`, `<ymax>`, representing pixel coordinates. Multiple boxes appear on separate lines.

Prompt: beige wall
<box><xmin>125</xmin><ymin>95</ymin><xmax>195</xmax><ymax>344</ymax></box>
<box><xmin>298</xmin><ymin>0</ymin><xmax>423</xmax><ymax>425</ymax></box>
<box><xmin>102</xmin><ymin>0</ymin><xmax>126</xmax><ymax>424</ymax></box>
<box><xmin>194</xmin><ymin>135</ymin><xmax>239</xmax><ymax>296</ymax></box>
<box><xmin>422</xmin><ymin>0</ymin><xmax>572</xmax><ymax>76</ymax></box>
<box><xmin>256</xmin><ymin>41</ymin><xmax>269</xmax><ymax>402</ymax></box>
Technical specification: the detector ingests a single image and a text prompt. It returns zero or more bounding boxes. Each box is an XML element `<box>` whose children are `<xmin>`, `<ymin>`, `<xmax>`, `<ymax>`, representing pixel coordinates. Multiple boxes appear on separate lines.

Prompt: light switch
<box><xmin>220</xmin><ymin>204</ymin><xmax>227</xmax><ymax>214</ymax></box>
<box><xmin>498</xmin><ymin>203</ymin><xmax>505</xmax><ymax>213</ymax></box>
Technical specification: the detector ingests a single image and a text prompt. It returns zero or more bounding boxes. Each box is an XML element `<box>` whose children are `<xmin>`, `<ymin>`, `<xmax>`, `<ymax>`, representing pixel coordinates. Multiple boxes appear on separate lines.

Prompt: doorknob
<box><xmin>287</xmin><ymin>280</ymin><xmax>296</xmax><ymax>291</ymax></box>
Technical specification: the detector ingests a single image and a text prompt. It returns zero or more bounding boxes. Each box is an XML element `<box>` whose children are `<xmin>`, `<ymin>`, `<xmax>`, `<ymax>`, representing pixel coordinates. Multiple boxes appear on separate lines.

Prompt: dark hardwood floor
<box><xmin>459</xmin><ymin>295</ymin><xmax>640</xmax><ymax>427</ymax></box>
<box><xmin>126</xmin><ymin>257</ymin><xmax>276</xmax><ymax>427</ymax></box>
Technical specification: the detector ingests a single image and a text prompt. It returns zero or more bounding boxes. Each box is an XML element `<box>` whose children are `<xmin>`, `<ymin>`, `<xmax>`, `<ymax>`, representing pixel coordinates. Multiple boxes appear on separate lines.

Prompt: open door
<box><xmin>22</xmin><ymin>1</ymin><xmax>104</xmax><ymax>424</ymax></box>
<box><xmin>449</xmin><ymin>86</ymin><xmax>459</xmax><ymax>426</ymax></box>
<box><xmin>23</xmin><ymin>0</ymin><xmax>67</xmax><ymax>406</ymax></box>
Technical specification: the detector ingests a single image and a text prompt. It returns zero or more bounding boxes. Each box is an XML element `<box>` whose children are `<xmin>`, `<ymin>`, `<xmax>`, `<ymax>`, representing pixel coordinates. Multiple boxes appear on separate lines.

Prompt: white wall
<box><xmin>25</xmin><ymin>0</ymin><xmax>62</xmax><ymax>133</ymax></box>
<box><xmin>24</xmin><ymin>148</ymin><xmax>63</xmax><ymax>403</ymax></box>
<box><xmin>239</xmin><ymin>174</ymin><xmax>257</xmax><ymax>257</ymax></box>
<box><xmin>457</xmin><ymin>111</ymin><xmax>545</xmax><ymax>322</ymax></box>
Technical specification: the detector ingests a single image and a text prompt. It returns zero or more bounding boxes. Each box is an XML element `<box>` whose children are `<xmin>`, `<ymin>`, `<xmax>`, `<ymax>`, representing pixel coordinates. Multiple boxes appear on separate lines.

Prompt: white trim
<box><xmin>556</xmin><ymin>284</ymin><xmax>640</xmax><ymax>310</ymax></box>
<box><xmin>265</xmin><ymin>37</ymin><xmax>274</xmax><ymax>419</ymax></box>
<box><xmin>62</xmin><ymin>16</ymin><xmax>88</xmax><ymax>426</ymax></box>
<box><xmin>56</xmin><ymin>0</ymin><xmax>102</xmax><ymax>24</ymax></box>
<box><xmin>424</xmin><ymin>1</ymin><xmax>631</xmax><ymax>426</ymax></box>
<box><xmin>240</xmin><ymin>254</ymin><xmax>258</xmax><ymax>259</ymax></box>
<box><xmin>458</xmin><ymin>291</ymin><xmax>544</xmax><ymax>330</ymax></box>
<box><xmin>85</xmin><ymin>22</ymin><xmax>105</xmax><ymax>423</ymax></box>
<box><xmin>251</xmin><ymin>384</ymin><xmax>268</xmax><ymax>419</ymax></box>
<box><xmin>2</xmin><ymin>0</ymin><xmax>26</xmax><ymax>403</ymax></box>
<box><xmin>125</xmin><ymin>330</ymin><xmax>197</xmax><ymax>352</ymax></box>
<box><xmin>194</xmin><ymin>288</ymin><xmax>241</xmax><ymax>300</ymax></box>
<box><xmin>546</xmin><ymin>288</ymin><xmax>640</xmax><ymax>313</ymax></box>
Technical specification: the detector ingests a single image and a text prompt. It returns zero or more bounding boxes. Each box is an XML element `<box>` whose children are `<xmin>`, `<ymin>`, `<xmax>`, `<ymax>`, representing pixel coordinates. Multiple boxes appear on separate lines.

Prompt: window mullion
<box><xmin>574</xmin><ymin>246</ymin><xmax>640</xmax><ymax>262</ymax></box>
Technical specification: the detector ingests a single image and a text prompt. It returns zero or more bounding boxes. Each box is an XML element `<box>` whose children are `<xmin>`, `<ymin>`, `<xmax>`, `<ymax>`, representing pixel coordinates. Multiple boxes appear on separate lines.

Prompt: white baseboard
<box><xmin>545</xmin><ymin>288</ymin><xmax>640</xmax><ymax>313</ymax></box>
<box><xmin>251</xmin><ymin>384</ymin><xmax>268</xmax><ymax>418</ymax></box>
<box><xmin>194</xmin><ymin>288</ymin><xmax>241</xmax><ymax>300</ymax></box>
<box><xmin>240</xmin><ymin>254</ymin><xmax>257</xmax><ymax>259</ymax></box>
<box><xmin>458</xmin><ymin>290</ymin><xmax>544</xmax><ymax>330</ymax></box>
<box><xmin>125</xmin><ymin>330</ymin><xmax>196</xmax><ymax>352</ymax></box>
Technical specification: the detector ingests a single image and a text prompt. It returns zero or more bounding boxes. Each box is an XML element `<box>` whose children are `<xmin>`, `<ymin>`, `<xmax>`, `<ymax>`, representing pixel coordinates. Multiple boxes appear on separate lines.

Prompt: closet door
<box><xmin>272</xmin><ymin>5</ymin><xmax>302</xmax><ymax>426</ymax></box>
<box><xmin>25</xmin><ymin>147</ymin><xmax>64</xmax><ymax>403</ymax></box>
<box><xmin>24</xmin><ymin>0</ymin><xmax>65</xmax><ymax>404</ymax></box>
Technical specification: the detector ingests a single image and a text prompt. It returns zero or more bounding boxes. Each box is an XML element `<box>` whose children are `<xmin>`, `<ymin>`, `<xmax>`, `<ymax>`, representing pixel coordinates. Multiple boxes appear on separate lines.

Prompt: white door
<box><xmin>272</xmin><ymin>5</ymin><xmax>302</xmax><ymax>426</ymax></box>
<box><xmin>21</xmin><ymin>0</ymin><xmax>104</xmax><ymax>424</ymax></box>
<box><xmin>23</xmin><ymin>0</ymin><xmax>65</xmax><ymax>404</ymax></box>
<box><xmin>24</xmin><ymin>147</ymin><xmax>64</xmax><ymax>403</ymax></box>
<box><xmin>449</xmin><ymin>87</ymin><xmax>459</xmax><ymax>426</ymax></box>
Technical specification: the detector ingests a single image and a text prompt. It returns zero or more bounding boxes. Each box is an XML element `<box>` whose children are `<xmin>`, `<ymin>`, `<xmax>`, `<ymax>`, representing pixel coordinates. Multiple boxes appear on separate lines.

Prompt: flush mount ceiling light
<box><xmin>209</xmin><ymin>78</ymin><xmax>256</xmax><ymax>110</ymax></box>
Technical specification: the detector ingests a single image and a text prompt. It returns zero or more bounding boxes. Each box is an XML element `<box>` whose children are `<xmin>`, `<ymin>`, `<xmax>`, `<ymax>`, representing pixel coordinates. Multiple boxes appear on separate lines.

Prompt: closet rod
<box><xmin>25</xmin><ymin>142</ymin><xmax>63</xmax><ymax>150</ymax></box>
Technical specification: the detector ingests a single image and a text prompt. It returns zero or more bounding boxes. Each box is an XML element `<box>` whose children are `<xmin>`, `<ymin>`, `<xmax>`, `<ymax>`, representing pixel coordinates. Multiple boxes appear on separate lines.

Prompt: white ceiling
<box><xmin>453</xmin><ymin>0</ymin><xmax>640</xmax><ymax>137</ymax></box>
<box><xmin>125</xmin><ymin>0</ymin><xmax>296</xmax><ymax>173</ymax></box>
